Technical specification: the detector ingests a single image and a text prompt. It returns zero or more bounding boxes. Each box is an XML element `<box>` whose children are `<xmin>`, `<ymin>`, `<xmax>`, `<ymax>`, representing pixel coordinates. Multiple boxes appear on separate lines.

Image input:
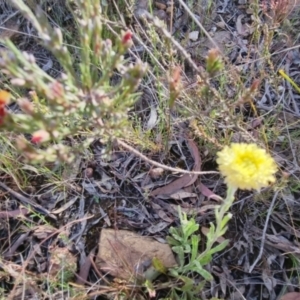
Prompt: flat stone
<box><xmin>96</xmin><ymin>228</ymin><xmax>177</xmax><ymax>280</ymax></box>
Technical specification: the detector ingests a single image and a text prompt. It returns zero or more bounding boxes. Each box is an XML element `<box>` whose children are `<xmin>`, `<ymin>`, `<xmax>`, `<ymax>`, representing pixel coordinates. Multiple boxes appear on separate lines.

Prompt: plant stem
<box><xmin>199</xmin><ymin>185</ymin><xmax>237</xmax><ymax>257</ymax></box>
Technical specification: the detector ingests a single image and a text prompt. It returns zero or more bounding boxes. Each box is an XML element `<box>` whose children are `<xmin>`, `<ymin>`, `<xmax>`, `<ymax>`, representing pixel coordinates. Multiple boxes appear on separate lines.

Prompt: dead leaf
<box><xmin>169</xmin><ymin>190</ymin><xmax>197</xmax><ymax>200</ymax></box>
<box><xmin>147</xmin><ymin>221</ymin><xmax>169</xmax><ymax>234</ymax></box>
<box><xmin>52</xmin><ymin>196</ymin><xmax>79</xmax><ymax>214</ymax></box>
<box><xmin>48</xmin><ymin>246</ymin><xmax>77</xmax><ymax>281</ymax></box>
<box><xmin>76</xmin><ymin>247</ymin><xmax>96</xmax><ymax>285</ymax></box>
<box><xmin>4</xmin><ymin>232</ymin><xmax>31</xmax><ymax>258</ymax></box>
<box><xmin>170</xmin><ymin>204</ymin><xmax>216</xmax><ymax>216</ymax></box>
<box><xmin>197</xmin><ymin>183</ymin><xmax>222</xmax><ymax>202</ymax></box>
<box><xmin>0</xmin><ymin>18</ymin><xmax>20</xmax><ymax>40</ymax></box>
<box><xmin>33</xmin><ymin>225</ymin><xmax>57</xmax><ymax>239</ymax></box>
<box><xmin>0</xmin><ymin>208</ymin><xmax>29</xmax><ymax>218</ymax></box>
<box><xmin>150</xmin><ymin>139</ymin><xmax>201</xmax><ymax>196</ymax></box>
<box><xmin>262</xmin><ymin>269</ymin><xmax>277</xmax><ymax>296</ymax></box>
<box><xmin>157</xmin><ymin>209</ymin><xmax>173</xmax><ymax>223</ymax></box>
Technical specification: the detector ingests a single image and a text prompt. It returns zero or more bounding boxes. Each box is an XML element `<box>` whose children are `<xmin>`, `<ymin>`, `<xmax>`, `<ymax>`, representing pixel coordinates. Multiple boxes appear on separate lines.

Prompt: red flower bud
<box><xmin>0</xmin><ymin>106</ymin><xmax>6</xmax><ymax>117</ymax></box>
<box><xmin>122</xmin><ymin>31</ymin><xmax>133</xmax><ymax>45</ymax></box>
<box><xmin>31</xmin><ymin>130</ymin><xmax>50</xmax><ymax>144</ymax></box>
<box><xmin>0</xmin><ymin>107</ymin><xmax>6</xmax><ymax>125</ymax></box>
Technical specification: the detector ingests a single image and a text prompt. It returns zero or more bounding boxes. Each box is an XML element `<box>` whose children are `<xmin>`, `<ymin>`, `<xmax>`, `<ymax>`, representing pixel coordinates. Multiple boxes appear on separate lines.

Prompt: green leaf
<box><xmin>193</xmin><ymin>280</ymin><xmax>206</xmax><ymax>293</ymax></box>
<box><xmin>193</xmin><ymin>261</ymin><xmax>213</xmax><ymax>281</ymax></box>
<box><xmin>198</xmin><ymin>253</ymin><xmax>212</xmax><ymax>265</ymax></box>
<box><xmin>168</xmin><ymin>268</ymin><xmax>179</xmax><ymax>277</ymax></box>
<box><xmin>152</xmin><ymin>257</ymin><xmax>167</xmax><ymax>274</ymax></box>
<box><xmin>220</xmin><ymin>213</ymin><xmax>232</xmax><ymax>230</ymax></box>
<box><xmin>178</xmin><ymin>275</ymin><xmax>194</xmax><ymax>292</ymax></box>
<box><xmin>166</xmin><ymin>236</ymin><xmax>181</xmax><ymax>246</ymax></box>
<box><xmin>169</xmin><ymin>289</ymin><xmax>181</xmax><ymax>300</ymax></box>
<box><xmin>207</xmin><ymin>239</ymin><xmax>229</xmax><ymax>256</ymax></box>
<box><xmin>218</xmin><ymin>226</ymin><xmax>228</xmax><ymax>237</ymax></box>
<box><xmin>191</xmin><ymin>235</ymin><xmax>199</xmax><ymax>261</ymax></box>
<box><xmin>169</xmin><ymin>227</ymin><xmax>183</xmax><ymax>243</ymax></box>
<box><xmin>182</xmin><ymin>219</ymin><xmax>199</xmax><ymax>239</ymax></box>
<box><xmin>183</xmin><ymin>243</ymin><xmax>191</xmax><ymax>253</ymax></box>
<box><xmin>207</xmin><ymin>222</ymin><xmax>215</xmax><ymax>239</ymax></box>
<box><xmin>172</xmin><ymin>246</ymin><xmax>185</xmax><ymax>268</ymax></box>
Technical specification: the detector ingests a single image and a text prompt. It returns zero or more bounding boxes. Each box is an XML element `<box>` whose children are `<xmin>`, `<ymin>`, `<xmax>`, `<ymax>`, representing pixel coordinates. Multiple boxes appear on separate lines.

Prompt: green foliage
<box><xmin>166</xmin><ymin>195</ymin><xmax>233</xmax><ymax>298</ymax></box>
<box><xmin>0</xmin><ymin>0</ymin><xmax>146</xmax><ymax>163</ymax></box>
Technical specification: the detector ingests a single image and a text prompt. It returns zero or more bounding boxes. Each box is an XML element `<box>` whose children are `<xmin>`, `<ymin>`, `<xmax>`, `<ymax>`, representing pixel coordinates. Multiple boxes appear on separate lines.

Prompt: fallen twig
<box><xmin>116</xmin><ymin>139</ymin><xmax>219</xmax><ymax>176</ymax></box>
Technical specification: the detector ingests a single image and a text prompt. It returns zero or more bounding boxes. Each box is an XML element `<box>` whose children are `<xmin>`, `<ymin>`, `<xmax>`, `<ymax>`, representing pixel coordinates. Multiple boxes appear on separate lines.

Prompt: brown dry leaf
<box><xmin>150</xmin><ymin>135</ymin><xmax>222</xmax><ymax>201</ymax></box>
<box><xmin>48</xmin><ymin>246</ymin><xmax>77</xmax><ymax>280</ymax></box>
<box><xmin>170</xmin><ymin>204</ymin><xmax>216</xmax><ymax>216</ymax></box>
<box><xmin>76</xmin><ymin>247</ymin><xmax>96</xmax><ymax>285</ymax></box>
<box><xmin>265</xmin><ymin>234</ymin><xmax>300</xmax><ymax>254</ymax></box>
<box><xmin>147</xmin><ymin>221</ymin><xmax>169</xmax><ymax>234</ymax></box>
<box><xmin>4</xmin><ymin>232</ymin><xmax>31</xmax><ymax>258</ymax></box>
<box><xmin>157</xmin><ymin>209</ymin><xmax>173</xmax><ymax>223</ymax></box>
<box><xmin>0</xmin><ymin>208</ymin><xmax>29</xmax><ymax>218</ymax></box>
<box><xmin>96</xmin><ymin>229</ymin><xmax>177</xmax><ymax>280</ymax></box>
<box><xmin>280</xmin><ymin>292</ymin><xmax>300</xmax><ymax>300</ymax></box>
<box><xmin>52</xmin><ymin>196</ymin><xmax>79</xmax><ymax>214</ymax></box>
<box><xmin>197</xmin><ymin>183</ymin><xmax>222</xmax><ymax>202</ymax></box>
<box><xmin>150</xmin><ymin>139</ymin><xmax>201</xmax><ymax>196</ymax></box>
<box><xmin>169</xmin><ymin>190</ymin><xmax>197</xmax><ymax>200</ymax></box>
<box><xmin>32</xmin><ymin>224</ymin><xmax>56</xmax><ymax>239</ymax></box>
<box><xmin>0</xmin><ymin>18</ymin><xmax>20</xmax><ymax>40</ymax></box>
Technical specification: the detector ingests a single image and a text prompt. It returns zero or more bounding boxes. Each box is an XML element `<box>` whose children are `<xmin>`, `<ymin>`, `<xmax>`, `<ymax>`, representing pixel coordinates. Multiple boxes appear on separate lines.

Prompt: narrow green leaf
<box><xmin>198</xmin><ymin>253</ymin><xmax>212</xmax><ymax>265</ymax></box>
<box><xmin>152</xmin><ymin>257</ymin><xmax>167</xmax><ymax>274</ymax></box>
<box><xmin>207</xmin><ymin>239</ymin><xmax>229</xmax><ymax>256</ymax></box>
<box><xmin>166</xmin><ymin>236</ymin><xmax>181</xmax><ymax>246</ymax></box>
<box><xmin>197</xmin><ymin>267</ymin><xmax>213</xmax><ymax>281</ymax></box>
<box><xmin>220</xmin><ymin>213</ymin><xmax>232</xmax><ymax>230</ymax></box>
<box><xmin>172</xmin><ymin>246</ymin><xmax>185</xmax><ymax>268</ymax></box>
<box><xmin>191</xmin><ymin>235</ymin><xmax>199</xmax><ymax>261</ymax></box>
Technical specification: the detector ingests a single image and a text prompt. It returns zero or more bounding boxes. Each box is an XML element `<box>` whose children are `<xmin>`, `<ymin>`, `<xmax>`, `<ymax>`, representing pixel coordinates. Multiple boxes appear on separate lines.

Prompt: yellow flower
<box><xmin>217</xmin><ymin>143</ymin><xmax>277</xmax><ymax>190</ymax></box>
<box><xmin>0</xmin><ymin>90</ymin><xmax>10</xmax><ymax>106</ymax></box>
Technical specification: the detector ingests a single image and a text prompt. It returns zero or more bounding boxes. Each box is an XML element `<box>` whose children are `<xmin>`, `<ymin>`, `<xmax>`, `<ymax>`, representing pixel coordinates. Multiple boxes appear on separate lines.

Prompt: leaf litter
<box><xmin>0</xmin><ymin>0</ymin><xmax>300</xmax><ymax>299</ymax></box>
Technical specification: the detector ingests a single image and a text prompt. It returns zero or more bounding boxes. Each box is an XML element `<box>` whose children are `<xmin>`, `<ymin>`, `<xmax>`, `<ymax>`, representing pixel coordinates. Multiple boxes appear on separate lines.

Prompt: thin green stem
<box><xmin>199</xmin><ymin>185</ymin><xmax>237</xmax><ymax>258</ymax></box>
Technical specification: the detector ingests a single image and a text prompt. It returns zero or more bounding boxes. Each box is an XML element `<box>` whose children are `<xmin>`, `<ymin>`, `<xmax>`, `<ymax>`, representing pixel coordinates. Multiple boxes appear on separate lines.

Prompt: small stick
<box><xmin>116</xmin><ymin>139</ymin><xmax>218</xmax><ymax>175</ymax></box>
<box><xmin>249</xmin><ymin>190</ymin><xmax>279</xmax><ymax>273</ymax></box>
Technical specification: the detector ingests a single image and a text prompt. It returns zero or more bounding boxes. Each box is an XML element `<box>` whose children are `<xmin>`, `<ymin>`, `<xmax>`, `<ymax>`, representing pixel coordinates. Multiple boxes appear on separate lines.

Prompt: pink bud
<box><xmin>0</xmin><ymin>106</ymin><xmax>6</xmax><ymax>125</ymax></box>
<box><xmin>122</xmin><ymin>31</ymin><xmax>133</xmax><ymax>45</ymax></box>
<box><xmin>31</xmin><ymin>130</ymin><xmax>50</xmax><ymax>144</ymax></box>
<box><xmin>18</xmin><ymin>98</ymin><xmax>34</xmax><ymax>115</ymax></box>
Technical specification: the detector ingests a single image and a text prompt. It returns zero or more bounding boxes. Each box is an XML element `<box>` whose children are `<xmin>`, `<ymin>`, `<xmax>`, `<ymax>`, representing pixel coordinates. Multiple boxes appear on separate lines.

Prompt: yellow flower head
<box><xmin>217</xmin><ymin>143</ymin><xmax>277</xmax><ymax>191</ymax></box>
<box><xmin>0</xmin><ymin>90</ymin><xmax>10</xmax><ymax>106</ymax></box>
